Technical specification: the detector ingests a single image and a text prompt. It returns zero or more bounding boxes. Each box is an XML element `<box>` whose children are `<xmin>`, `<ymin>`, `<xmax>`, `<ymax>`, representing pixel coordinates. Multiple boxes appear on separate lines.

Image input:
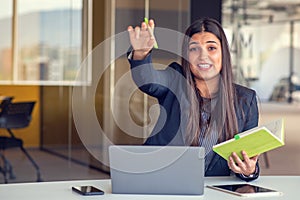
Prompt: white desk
<box><xmin>0</xmin><ymin>176</ymin><xmax>299</xmax><ymax>200</ymax></box>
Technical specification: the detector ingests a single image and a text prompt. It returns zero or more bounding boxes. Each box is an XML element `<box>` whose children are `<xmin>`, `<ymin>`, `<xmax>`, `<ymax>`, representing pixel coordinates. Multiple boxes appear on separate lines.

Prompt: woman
<box><xmin>127</xmin><ymin>17</ymin><xmax>259</xmax><ymax>181</ymax></box>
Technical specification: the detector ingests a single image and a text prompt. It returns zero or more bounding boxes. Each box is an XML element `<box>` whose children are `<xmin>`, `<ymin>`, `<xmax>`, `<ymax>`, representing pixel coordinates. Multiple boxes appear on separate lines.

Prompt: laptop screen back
<box><xmin>109</xmin><ymin>145</ymin><xmax>205</xmax><ymax>195</ymax></box>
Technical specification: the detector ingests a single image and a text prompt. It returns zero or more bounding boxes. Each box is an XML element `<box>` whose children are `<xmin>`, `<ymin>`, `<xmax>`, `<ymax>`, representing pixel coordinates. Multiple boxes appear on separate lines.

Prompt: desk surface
<box><xmin>0</xmin><ymin>176</ymin><xmax>299</xmax><ymax>200</ymax></box>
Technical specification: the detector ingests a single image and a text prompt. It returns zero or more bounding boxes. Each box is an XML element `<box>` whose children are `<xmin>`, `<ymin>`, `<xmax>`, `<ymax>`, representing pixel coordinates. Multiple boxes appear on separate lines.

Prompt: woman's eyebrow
<box><xmin>189</xmin><ymin>41</ymin><xmax>199</xmax><ymax>45</ymax></box>
<box><xmin>189</xmin><ymin>40</ymin><xmax>218</xmax><ymax>46</ymax></box>
<box><xmin>206</xmin><ymin>40</ymin><xmax>218</xmax><ymax>44</ymax></box>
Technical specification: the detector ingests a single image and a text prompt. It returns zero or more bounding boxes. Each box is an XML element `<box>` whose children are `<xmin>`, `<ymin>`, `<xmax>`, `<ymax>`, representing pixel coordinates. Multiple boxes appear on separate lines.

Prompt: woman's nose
<box><xmin>198</xmin><ymin>49</ymin><xmax>208</xmax><ymax>60</ymax></box>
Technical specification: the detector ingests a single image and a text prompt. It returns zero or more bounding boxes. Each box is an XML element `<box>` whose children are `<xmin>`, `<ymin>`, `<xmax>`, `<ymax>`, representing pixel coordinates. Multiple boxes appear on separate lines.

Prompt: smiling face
<box><xmin>188</xmin><ymin>32</ymin><xmax>222</xmax><ymax>87</ymax></box>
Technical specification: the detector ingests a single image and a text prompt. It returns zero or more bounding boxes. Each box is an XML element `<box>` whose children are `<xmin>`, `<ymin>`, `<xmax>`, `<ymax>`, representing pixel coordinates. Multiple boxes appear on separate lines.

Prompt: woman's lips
<box><xmin>197</xmin><ymin>63</ymin><xmax>212</xmax><ymax>69</ymax></box>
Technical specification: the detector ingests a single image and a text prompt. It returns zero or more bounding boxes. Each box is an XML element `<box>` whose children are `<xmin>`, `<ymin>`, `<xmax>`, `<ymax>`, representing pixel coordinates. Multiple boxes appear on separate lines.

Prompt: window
<box><xmin>0</xmin><ymin>0</ymin><xmax>13</xmax><ymax>81</ymax></box>
<box><xmin>0</xmin><ymin>0</ymin><xmax>91</xmax><ymax>85</ymax></box>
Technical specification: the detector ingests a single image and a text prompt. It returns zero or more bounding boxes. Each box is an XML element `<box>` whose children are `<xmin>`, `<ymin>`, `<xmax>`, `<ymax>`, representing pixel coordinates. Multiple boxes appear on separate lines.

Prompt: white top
<box><xmin>0</xmin><ymin>176</ymin><xmax>298</xmax><ymax>200</ymax></box>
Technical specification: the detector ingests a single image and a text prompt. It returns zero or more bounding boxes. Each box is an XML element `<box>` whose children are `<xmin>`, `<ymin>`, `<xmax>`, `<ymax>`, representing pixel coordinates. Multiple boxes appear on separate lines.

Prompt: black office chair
<box><xmin>0</xmin><ymin>96</ymin><xmax>13</xmax><ymax>111</ymax></box>
<box><xmin>0</xmin><ymin>101</ymin><xmax>42</xmax><ymax>183</ymax></box>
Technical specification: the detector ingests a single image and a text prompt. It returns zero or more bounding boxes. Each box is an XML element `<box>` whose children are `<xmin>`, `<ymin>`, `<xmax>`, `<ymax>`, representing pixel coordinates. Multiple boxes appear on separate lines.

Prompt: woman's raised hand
<box><xmin>127</xmin><ymin>19</ymin><xmax>156</xmax><ymax>60</ymax></box>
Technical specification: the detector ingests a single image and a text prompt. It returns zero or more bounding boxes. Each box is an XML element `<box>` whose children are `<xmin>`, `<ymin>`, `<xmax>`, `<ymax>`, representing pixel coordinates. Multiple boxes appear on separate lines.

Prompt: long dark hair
<box><xmin>182</xmin><ymin>17</ymin><xmax>238</xmax><ymax>146</ymax></box>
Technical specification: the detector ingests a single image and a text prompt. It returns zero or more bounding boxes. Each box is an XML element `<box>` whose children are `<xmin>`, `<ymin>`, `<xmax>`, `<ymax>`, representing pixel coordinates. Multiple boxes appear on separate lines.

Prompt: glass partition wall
<box><xmin>0</xmin><ymin>0</ymin><xmax>189</xmax><ymax>183</ymax></box>
<box><xmin>223</xmin><ymin>17</ymin><xmax>300</xmax><ymax>103</ymax></box>
<box><xmin>221</xmin><ymin>1</ymin><xmax>300</xmax><ymax>176</ymax></box>
<box><xmin>0</xmin><ymin>0</ymin><xmax>93</xmax><ymax>183</ymax></box>
<box><xmin>42</xmin><ymin>0</ymin><xmax>190</xmax><ymax>174</ymax></box>
<box><xmin>94</xmin><ymin>0</ymin><xmax>190</xmax><ymax>171</ymax></box>
<box><xmin>108</xmin><ymin>0</ymin><xmax>190</xmax><ymax>144</ymax></box>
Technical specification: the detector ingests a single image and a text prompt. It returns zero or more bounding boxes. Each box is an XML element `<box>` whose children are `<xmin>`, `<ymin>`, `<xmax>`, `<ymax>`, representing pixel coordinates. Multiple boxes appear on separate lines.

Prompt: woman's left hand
<box><xmin>227</xmin><ymin>151</ymin><xmax>259</xmax><ymax>176</ymax></box>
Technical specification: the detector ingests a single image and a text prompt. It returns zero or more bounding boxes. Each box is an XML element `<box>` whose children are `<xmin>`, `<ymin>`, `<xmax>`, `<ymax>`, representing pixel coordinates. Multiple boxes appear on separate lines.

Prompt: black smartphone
<box><xmin>72</xmin><ymin>186</ymin><xmax>104</xmax><ymax>195</ymax></box>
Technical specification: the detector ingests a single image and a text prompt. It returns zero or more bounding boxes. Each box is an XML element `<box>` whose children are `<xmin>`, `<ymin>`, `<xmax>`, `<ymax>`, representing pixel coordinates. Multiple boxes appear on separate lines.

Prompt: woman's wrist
<box><xmin>132</xmin><ymin>49</ymin><xmax>151</xmax><ymax>60</ymax></box>
<box><xmin>241</xmin><ymin>166</ymin><xmax>259</xmax><ymax>178</ymax></box>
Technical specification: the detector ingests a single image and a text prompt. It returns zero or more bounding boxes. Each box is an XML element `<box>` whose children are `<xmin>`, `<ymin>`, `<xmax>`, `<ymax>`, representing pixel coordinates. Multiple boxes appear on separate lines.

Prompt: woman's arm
<box><xmin>243</xmin><ymin>92</ymin><xmax>259</xmax><ymax>131</ymax></box>
<box><xmin>128</xmin><ymin>51</ymin><xmax>181</xmax><ymax>98</ymax></box>
<box><xmin>127</xmin><ymin>19</ymin><xmax>181</xmax><ymax>98</ymax></box>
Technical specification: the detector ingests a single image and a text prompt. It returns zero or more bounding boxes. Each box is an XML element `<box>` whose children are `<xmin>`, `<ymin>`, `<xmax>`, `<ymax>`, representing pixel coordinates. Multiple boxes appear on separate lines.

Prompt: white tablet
<box><xmin>207</xmin><ymin>183</ymin><xmax>283</xmax><ymax>197</ymax></box>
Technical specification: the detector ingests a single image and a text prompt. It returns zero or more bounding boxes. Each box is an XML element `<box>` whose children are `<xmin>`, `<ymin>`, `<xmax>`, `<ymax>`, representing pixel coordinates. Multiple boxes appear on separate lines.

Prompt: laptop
<box><xmin>109</xmin><ymin>145</ymin><xmax>205</xmax><ymax>195</ymax></box>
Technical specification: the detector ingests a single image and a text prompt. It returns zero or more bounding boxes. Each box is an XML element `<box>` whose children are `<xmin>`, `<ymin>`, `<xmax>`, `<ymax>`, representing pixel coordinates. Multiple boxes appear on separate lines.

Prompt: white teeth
<box><xmin>197</xmin><ymin>64</ymin><xmax>210</xmax><ymax>68</ymax></box>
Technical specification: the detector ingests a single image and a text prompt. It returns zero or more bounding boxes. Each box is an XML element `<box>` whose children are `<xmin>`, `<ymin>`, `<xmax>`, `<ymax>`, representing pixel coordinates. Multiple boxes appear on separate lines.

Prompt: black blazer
<box><xmin>129</xmin><ymin>53</ymin><xmax>259</xmax><ymax>181</ymax></box>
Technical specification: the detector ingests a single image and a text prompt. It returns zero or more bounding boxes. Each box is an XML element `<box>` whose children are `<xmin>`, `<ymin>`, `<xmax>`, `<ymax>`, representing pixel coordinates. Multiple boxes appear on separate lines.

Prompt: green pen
<box><xmin>144</xmin><ymin>17</ymin><xmax>158</xmax><ymax>49</ymax></box>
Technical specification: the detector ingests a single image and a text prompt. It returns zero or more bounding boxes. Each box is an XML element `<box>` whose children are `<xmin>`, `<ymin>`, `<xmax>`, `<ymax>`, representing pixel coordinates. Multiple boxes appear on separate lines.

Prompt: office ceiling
<box><xmin>222</xmin><ymin>0</ymin><xmax>300</xmax><ymax>25</ymax></box>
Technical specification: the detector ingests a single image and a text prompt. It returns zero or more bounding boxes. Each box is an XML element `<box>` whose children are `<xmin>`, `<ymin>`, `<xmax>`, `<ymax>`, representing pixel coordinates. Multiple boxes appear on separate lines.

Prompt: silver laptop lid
<box><xmin>109</xmin><ymin>145</ymin><xmax>205</xmax><ymax>195</ymax></box>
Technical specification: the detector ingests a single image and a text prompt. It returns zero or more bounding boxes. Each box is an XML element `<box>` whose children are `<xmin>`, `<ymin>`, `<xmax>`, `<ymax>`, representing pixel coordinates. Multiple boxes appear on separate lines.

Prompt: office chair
<box><xmin>0</xmin><ymin>101</ymin><xmax>42</xmax><ymax>183</ymax></box>
<box><xmin>0</xmin><ymin>96</ymin><xmax>13</xmax><ymax>110</ymax></box>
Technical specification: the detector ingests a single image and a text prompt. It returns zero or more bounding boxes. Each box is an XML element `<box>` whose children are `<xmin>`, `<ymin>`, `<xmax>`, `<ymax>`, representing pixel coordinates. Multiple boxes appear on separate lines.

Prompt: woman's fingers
<box><xmin>127</xmin><ymin>19</ymin><xmax>156</xmax><ymax>54</ymax></box>
<box><xmin>241</xmin><ymin>151</ymin><xmax>252</xmax><ymax>170</ymax></box>
<box><xmin>233</xmin><ymin>152</ymin><xmax>244</xmax><ymax>167</ymax></box>
<box><xmin>149</xmin><ymin>19</ymin><xmax>155</xmax><ymax>29</ymax></box>
<box><xmin>228</xmin><ymin>151</ymin><xmax>258</xmax><ymax>176</ymax></box>
<box><xmin>127</xmin><ymin>25</ymin><xmax>133</xmax><ymax>32</ymax></box>
<box><xmin>228</xmin><ymin>152</ymin><xmax>243</xmax><ymax>173</ymax></box>
<box><xmin>228</xmin><ymin>156</ymin><xmax>237</xmax><ymax>171</ymax></box>
<box><xmin>134</xmin><ymin>26</ymin><xmax>140</xmax><ymax>39</ymax></box>
<box><xmin>127</xmin><ymin>26</ymin><xmax>134</xmax><ymax>40</ymax></box>
<box><xmin>141</xmin><ymin>22</ymin><xmax>147</xmax><ymax>30</ymax></box>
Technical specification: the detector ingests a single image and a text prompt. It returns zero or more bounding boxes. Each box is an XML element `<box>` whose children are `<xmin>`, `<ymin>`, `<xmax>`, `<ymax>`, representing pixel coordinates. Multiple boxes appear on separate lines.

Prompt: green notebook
<box><xmin>213</xmin><ymin>119</ymin><xmax>285</xmax><ymax>161</ymax></box>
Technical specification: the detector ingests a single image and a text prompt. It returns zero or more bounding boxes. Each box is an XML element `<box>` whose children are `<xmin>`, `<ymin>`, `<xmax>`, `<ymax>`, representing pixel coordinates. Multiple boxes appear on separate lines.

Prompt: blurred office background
<box><xmin>0</xmin><ymin>0</ymin><xmax>300</xmax><ymax>184</ymax></box>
